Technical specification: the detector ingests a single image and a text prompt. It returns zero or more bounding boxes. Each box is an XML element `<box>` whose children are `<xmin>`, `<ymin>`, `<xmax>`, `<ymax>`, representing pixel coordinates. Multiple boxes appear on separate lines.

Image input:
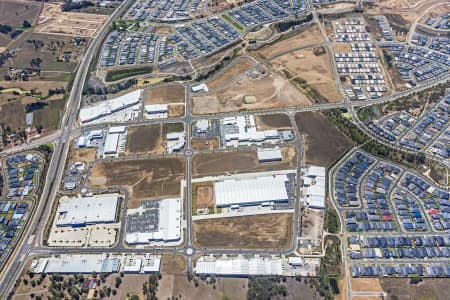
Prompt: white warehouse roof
<box><xmin>79</xmin><ymin>89</ymin><xmax>141</xmax><ymax>123</ymax></box>
<box><xmin>195</xmin><ymin>257</ymin><xmax>283</xmax><ymax>276</ymax></box>
<box><xmin>56</xmin><ymin>193</ymin><xmax>120</xmax><ymax>227</ymax></box>
<box><xmin>257</xmin><ymin>148</ymin><xmax>283</xmax><ymax>162</ymax></box>
<box><xmin>42</xmin><ymin>255</ymin><xmax>120</xmax><ymax>274</ymax></box>
<box><xmin>214</xmin><ymin>175</ymin><xmax>289</xmax><ymax>207</ymax></box>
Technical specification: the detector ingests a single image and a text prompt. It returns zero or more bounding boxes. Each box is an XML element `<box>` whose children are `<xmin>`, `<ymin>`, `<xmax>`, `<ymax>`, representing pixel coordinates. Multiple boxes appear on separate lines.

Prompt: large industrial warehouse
<box><xmin>302</xmin><ymin>166</ymin><xmax>326</xmax><ymax>209</ymax></box>
<box><xmin>32</xmin><ymin>255</ymin><xmax>121</xmax><ymax>274</ymax></box>
<box><xmin>214</xmin><ymin>174</ymin><xmax>291</xmax><ymax>207</ymax></box>
<box><xmin>55</xmin><ymin>193</ymin><xmax>120</xmax><ymax>227</ymax></box>
<box><xmin>125</xmin><ymin>198</ymin><xmax>182</xmax><ymax>244</ymax></box>
<box><xmin>195</xmin><ymin>256</ymin><xmax>283</xmax><ymax>276</ymax></box>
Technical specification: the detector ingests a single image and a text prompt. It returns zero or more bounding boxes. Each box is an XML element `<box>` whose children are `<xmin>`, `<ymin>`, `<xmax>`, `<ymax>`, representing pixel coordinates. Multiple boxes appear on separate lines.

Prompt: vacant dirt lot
<box><xmin>37</xmin><ymin>3</ymin><xmax>107</xmax><ymax>37</ymax></box>
<box><xmin>89</xmin><ymin>157</ymin><xmax>185</xmax><ymax>208</ymax></box>
<box><xmin>192</xmin><ymin>147</ymin><xmax>297</xmax><ymax>177</ymax></box>
<box><xmin>126</xmin><ymin>125</ymin><xmax>165</xmax><ymax>155</ymax></box>
<box><xmin>270</xmin><ymin>48</ymin><xmax>341</xmax><ymax>103</ymax></box>
<box><xmin>255</xmin><ymin>113</ymin><xmax>292</xmax><ymax>130</ymax></box>
<box><xmin>157</xmin><ymin>274</ymin><xmax>248</xmax><ymax>300</ymax></box>
<box><xmin>207</xmin><ymin>57</ymin><xmax>256</xmax><ymax>91</ymax></box>
<box><xmin>351</xmin><ymin>278</ymin><xmax>383</xmax><ymax>293</ymax></box>
<box><xmin>193</xmin><ymin>213</ymin><xmax>293</xmax><ymax>249</ymax></box>
<box><xmin>252</xmin><ymin>25</ymin><xmax>325</xmax><ymax>60</ymax></box>
<box><xmin>191</xmin><ymin>137</ymin><xmax>220</xmax><ymax>150</ymax></box>
<box><xmin>68</xmin><ymin>147</ymin><xmax>97</xmax><ymax>164</ymax></box>
<box><xmin>144</xmin><ymin>84</ymin><xmax>185</xmax><ymax>105</ymax></box>
<box><xmin>0</xmin><ymin>0</ymin><xmax>43</xmax><ymax>47</ymax></box>
<box><xmin>161</xmin><ymin>254</ymin><xmax>186</xmax><ymax>274</ymax></box>
<box><xmin>380</xmin><ymin>278</ymin><xmax>450</xmax><ymax>300</ymax></box>
<box><xmin>168</xmin><ymin>104</ymin><xmax>185</xmax><ymax>117</ymax></box>
<box><xmin>196</xmin><ymin>185</ymin><xmax>214</xmax><ymax>209</ymax></box>
<box><xmin>295</xmin><ymin>112</ymin><xmax>352</xmax><ymax>167</ymax></box>
<box><xmin>192</xmin><ymin>73</ymin><xmax>311</xmax><ymax>114</ymax></box>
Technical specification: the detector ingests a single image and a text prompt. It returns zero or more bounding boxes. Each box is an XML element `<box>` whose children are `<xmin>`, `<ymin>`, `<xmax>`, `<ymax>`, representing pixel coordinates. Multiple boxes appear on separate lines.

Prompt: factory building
<box><xmin>126</xmin><ymin>198</ymin><xmax>182</xmax><ymax>244</ymax></box>
<box><xmin>214</xmin><ymin>175</ymin><xmax>289</xmax><ymax>207</ymax></box>
<box><xmin>32</xmin><ymin>255</ymin><xmax>121</xmax><ymax>274</ymax></box>
<box><xmin>103</xmin><ymin>126</ymin><xmax>127</xmax><ymax>158</ymax></box>
<box><xmin>122</xmin><ymin>255</ymin><xmax>161</xmax><ymax>273</ymax></box>
<box><xmin>302</xmin><ymin>166</ymin><xmax>326</xmax><ymax>209</ymax></box>
<box><xmin>145</xmin><ymin>104</ymin><xmax>169</xmax><ymax>119</ymax></box>
<box><xmin>166</xmin><ymin>132</ymin><xmax>185</xmax><ymax>153</ymax></box>
<box><xmin>191</xmin><ymin>83</ymin><xmax>208</xmax><ymax>93</ymax></box>
<box><xmin>79</xmin><ymin>89</ymin><xmax>141</xmax><ymax>123</ymax></box>
<box><xmin>195</xmin><ymin>256</ymin><xmax>283</xmax><ymax>276</ymax></box>
<box><xmin>257</xmin><ymin>148</ymin><xmax>283</xmax><ymax>162</ymax></box>
<box><xmin>55</xmin><ymin>193</ymin><xmax>120</xmax><ymax>227</ymax></box>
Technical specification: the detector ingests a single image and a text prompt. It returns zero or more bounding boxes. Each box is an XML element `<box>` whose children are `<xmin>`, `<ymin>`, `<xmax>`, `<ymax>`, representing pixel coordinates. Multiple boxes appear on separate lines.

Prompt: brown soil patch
<box><xmin>380</xmin><ymin>277</ymin><xmax>450</xmax><ymax>300</ymax></box>
<box><xmin>168</xmin><ymin>103</ymin><xmax>185</xmax><ymax>117</ymax></box>
<box><xmin>0</xmin><ymin>100</ymin><xmax>26</xmax><ymax>129</ymax></box>
<box><xmin>154</xmin><ymin>26</ymin><xmax>172</xmax><ymax>34</ymax></box>
<box><xmin>252</xmin><ymin>25</ymin><xmax>325</xmax><ymax>60</ymax></box>
<box><xmin>196</xmin><ymin>186</ymin><xmax>214</xmax><ymax>209</ymax></box>
<box><xmin>68</xmin><ymin>147</ymin><xmax>97</xmax><ymax>164</ymax></box>
<box><xmin>295</xmin><ymin>111</ymin><xmax>352</xmax><ymax>167</ymax></box>
<box><xmin>351</xmin><ymin>278</ymin><xmax>383</xmax><ymax>293</ymax></box>
<box><xmin>255</xmin><ymin>113</ymin><xmax>292</xmax><ymax>130</ymax></box>
<box><xmin>145</xmin><ymin>84</ymin><xmax>185</xmax><ymax>105</ymax></box>
<box><xmin>193</xmin><ymin>213</ymin><xmax>293</xmax><ymax>249</ymax></box>
<box><xmin>270</xmin><ymin>48</ymin><xmax>341</xmax><ymax>103</ymax></box>
<box><xmin>192</xmin><ymin>73</ymin><xmax>311</xmax><ymax>114</ymax></box>
<box><xmin>161</xmin><ymin>254</ymin><xmax>186</xmax><ymax>274</ymax></box>
<box><xmin>333</xmin><ymin>42</ymin><xmax>352</xmax><ymax>53</ymax></box>
<box><xmin>191</xmin><ymin>137</ymin><xmax>220</xmax><ymax>150</ymax></box>
<box><xmin>89</xmin><ymin>157</ymin><xmax>185</xmax><ymax>204</ymax></box>
<box><xmin>207</xmin><ymin>57</ymin><xmax>256</xmax><ymax>91</ymax></box>
<box><xmin>126</xmin><ymin>125</ymin><xmax>164</xmax><ymax>155</ymax></box>
<box><xmin>37</xmin><ymin>3</ymin><xmax>107</xmax><ymax>37</ymax></box>
<box><xmin>192</xmin><ymin>147</ymin><xmax>297</xmax><ymax>177</ymax></box>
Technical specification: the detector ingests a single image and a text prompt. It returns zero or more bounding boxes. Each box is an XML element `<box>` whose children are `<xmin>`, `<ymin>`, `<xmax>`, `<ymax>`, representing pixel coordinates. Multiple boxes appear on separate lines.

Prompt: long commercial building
<box><xmin>126</xmin><ymin>198</ymin><xmax>182</xmax><ymax>244</ymax></box>
<box><xmin>32</xmin><ymin>255</ymin><xmax>121</xmax><ymax>274</ymax></box>
<box><xmin>79</xmin><ymin>89</ymin><xmax>141</xmax><ymax>123</ymax></box>
<box><xmin>55</xmin><ymin>193</ymin><xmax>120</xmax><ymax>227</ymax></box>
<box><xmin>303</xmin><ymin>166</ymin><xmax>326</xmax><ymax>209</ymax></box>
<box><xmin>214</xmin><ymin>175</ymin><xmax>289</xmax><ymax>207</ymax></box>
<box><xmin>195</xmin><ymin>256</ymin><xmax>283</xmax><ymax>276</ymax></box>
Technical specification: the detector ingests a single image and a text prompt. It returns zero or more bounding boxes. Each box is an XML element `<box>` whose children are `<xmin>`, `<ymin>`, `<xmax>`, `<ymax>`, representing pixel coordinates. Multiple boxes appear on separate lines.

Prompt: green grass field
<box><xmin>222</xmin><ymin>14</ymin><xmax>244</xmax><ymax>31</ymax></box>
<box><xmin>105</xmin><ymin>66</ymin><xmax>153</xmax><ymax>82</ymax></box>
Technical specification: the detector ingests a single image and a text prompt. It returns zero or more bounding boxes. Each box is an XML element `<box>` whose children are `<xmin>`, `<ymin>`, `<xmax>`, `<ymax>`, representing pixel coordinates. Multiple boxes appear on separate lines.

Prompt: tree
<box><xmin>115</xmin><ymin>276</ymin><xmax>122</xmax><ymax>288</ymax></box>
<box><xmin>23</xmin><ymin>20</ymin><xmax>31</xmax><ymax>28</ymax></box>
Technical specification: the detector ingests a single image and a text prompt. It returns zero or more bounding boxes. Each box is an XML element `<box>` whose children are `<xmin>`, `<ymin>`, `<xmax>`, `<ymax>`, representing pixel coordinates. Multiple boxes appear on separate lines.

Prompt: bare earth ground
<box><xmin>207</xmin><ymin>56</ymin><xmax>256</xmax><ymax>91</ymax></box>
<box><xmin>126</xmin><ymin>125</ymin><xmax>165</xmax><ymax>155</ymax></box>
<box><xmin>157</xmin><ymin>275</ymin><xmax>248</xmax><ymax>300</ymax></box>
<box><xmin>168</xmin><ymin>103</ymin><xmax>185</xmax><ymax>117</ymax></box>
<box><xmin>0</xmin><ymin>0</ymin><xmax>43</xmax><ymax>47</ymax></box>
<box><xmin>295</xmin><ymin>111</ymin><xmax>353</xmax><ymax>167</ymax></box>
<box><xmin>193</xmin><ymin>213</ymin><xmax>293</xmax><ymax>249</ymax></box>
<box><xmin>300</xmin><ymin>209</ymin><xmax>324</xmax><ymax>242</ymax></box>
<box><xmin>351</xmin><ymin>278</ymin><xmax>383</xmax><ymax>293</ymax></box>
<box><xmin>88</xmin><ymin>158</ymin><xmax>185</xmax><ymax>208</ymax></box>
<box><xmin>244</xmin><ymin>25</ymin><xmax>274</xmax><ymax>41</ymax></box>
<box><xmin>269</xmin><ymin>48</ymin><xmax>341</xmax><ymax>103</ymax></box>
<box><xmin>380</xmin><ymin>278</ymin><xmax>450</xmax><ymax>300</ymax></box>
<box><xmin>68</xmin><ymin>147</ymin><xmax>97</xmax><ymax>164</ymax></box>
<box><xmin>192</xmin><ymin>73</ymin><xmax>311</xmax><ymax>114</ymax></box>
<box><xmin>196</xmin><ymin>186</ymin><xmax>214</xmax><ymax>209</ymax></box>
<box><xmin>191</xmin><ymin>137</ymin><xmax>220</xmax><ymax>150</ymax></box>
<box><xmin>192</xmin><ymin>147</ymin><xmax>297</xmax><ymax>177</ymax></box>
<box><xmin>254</xmin><ymin>113</ymin><xmax>292</xmax><ymax>130</ymax></box>
<box><xmin>251</xmin><ymin>25</ymin><xmax>325</xmax><ymax>60</ymax></box>
<box><xmin>161</xmin><ymin>254</ymin><xmax>186</xmax><ymax>274</ymax></box>
<box><xmin>144</xmin><ymin>84</ymin><xmax>185</xmax><ymax>105</ymax></box>
<box><xmin>36</xmin><ymin>3</ymin><xmax>107</xmax><ymax>37</ymax></box>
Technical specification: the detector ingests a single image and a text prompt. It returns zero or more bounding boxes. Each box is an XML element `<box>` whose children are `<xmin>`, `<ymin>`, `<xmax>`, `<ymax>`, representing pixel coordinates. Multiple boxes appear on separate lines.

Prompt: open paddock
<box><xmin>192</xmin><ymin>73</ymin><xmax>311</xmax><ymax>115</ymax></box>
<box><xmin>192</xmin><ymin>147</ymin><xmax>297</xmax><ymax>177</ymax></box>
<box><xmin>191</xmin><ymin>137</ymin><xmax>220</xmax><ymax>150</ymax></box>
<box><xmin>255</xmin><ymin>113</ymin><xmax>292</xmax><ymax>130</ymax></box>
<box><xmin>207</xmin><ymin>56</ymin><xmax>256</xmax><ymax>91</ymax></box>
<box><xmin>295</xmin><ymin>111</ymin><xmax>352</xmax><ymax>167</ymax></box>
<box><xmin>126</xmin><ymin>124</ymin><xmax>164</xmax><ymax>155</ymax></box>
<box><xmin>68</xmin><ymin>147</ymin><xmax>97</xmax><ymax>164</ymax></box>
<box><xmin>270</xmin><ymin>48</ymin><xmax>341</xmax><ymax>103</ymax></box>
<box><xmin>193</xmin><ymin>213</ymin><xmax>293</xmax><ymax>249</ymax></box>
<box><xmin>144</xmin><ymin>84</ymin><xmax>185</xmax><ymax>105</ymax></box>
<box><xmin>88</xmin><ymin>157</ymin><xmax>185</xmax><ymax>208</ymax></box>
<box><xmin>161</xmin><ymin>254</ymin><xmax>187</xmax><ymax>274</ymax></box>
